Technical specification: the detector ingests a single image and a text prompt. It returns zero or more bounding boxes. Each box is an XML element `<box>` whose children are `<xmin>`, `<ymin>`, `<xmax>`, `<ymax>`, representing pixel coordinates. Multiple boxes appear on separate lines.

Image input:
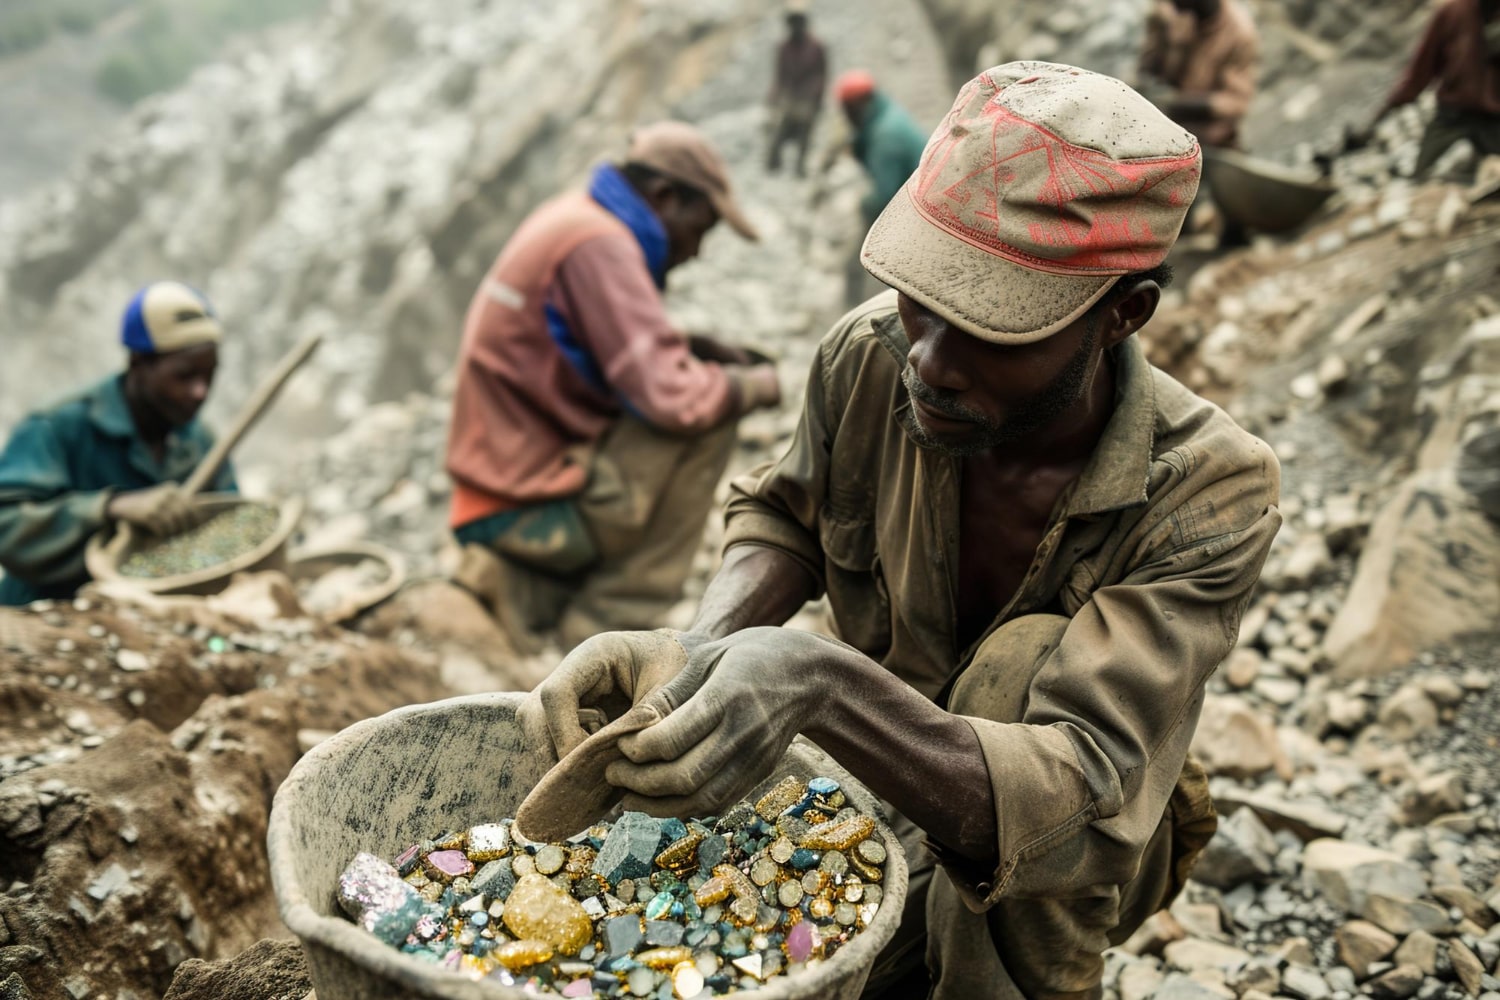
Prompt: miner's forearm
<box><xmin>685</xmin><ymin>545</ymin><xmax>817</xmax><ymax>643</ymax></box>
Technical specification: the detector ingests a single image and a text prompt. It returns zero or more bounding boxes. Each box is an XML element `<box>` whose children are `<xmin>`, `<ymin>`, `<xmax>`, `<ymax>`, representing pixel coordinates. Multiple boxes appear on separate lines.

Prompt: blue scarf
<box><xmin>588</xmin><ymin>163</ymin><xmax>669</xmax><ymax>289</ymax></box>
<box><xmin>543</xmin><ymin>164</ymin><xmax>670</xmax><ymax>397</ymax></box>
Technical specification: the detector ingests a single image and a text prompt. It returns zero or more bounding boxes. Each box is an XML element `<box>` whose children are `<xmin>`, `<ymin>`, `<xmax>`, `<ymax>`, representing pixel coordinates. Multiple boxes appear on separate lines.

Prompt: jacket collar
<box><xmin>589</xmin><ymin>163</ymin><xmax>670</xmax><ymax>288</ymax></box>
<box><xmin>875</xmin><ymin>310</ymin><xmax>1157</xmax><ymax>517</ymax></box>
<box><xmin>87</xmin><ymin>375</ymin><xmax>139</xmax><ymax>439</ymax></box>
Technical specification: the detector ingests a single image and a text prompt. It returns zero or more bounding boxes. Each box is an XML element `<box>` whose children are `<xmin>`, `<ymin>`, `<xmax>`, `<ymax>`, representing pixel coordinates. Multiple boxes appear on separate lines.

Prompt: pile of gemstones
<box><xmin>336</xmin><ymin>775</ymin><xmax>890</xmax><ymax>997</ymax></box>
<box><xmin>121</xmin><ymin>503</ymin><xmax>279</xmax><ymax>578</ymax></box>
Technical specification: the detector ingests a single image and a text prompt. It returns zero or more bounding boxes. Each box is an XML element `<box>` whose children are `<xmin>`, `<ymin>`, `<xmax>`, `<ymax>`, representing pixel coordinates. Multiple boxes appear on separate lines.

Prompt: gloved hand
<box><xmin>735</xmin><ymin>363</ymin><xmax>782</xmax><ymax>413</ymax></box>
<box><xmin>105</xmin><ymin>483</ymin><xmax>197</xmax><ymax>536</ymax></box>
<box><xmin>517</xmin><ymin>629</ymin><xmax>698</xmax><ymax>763</ymax></box>
<box><xmin>605</xmin><ymin>627</ymin><xmax>859</xmax><ymax>818</ymax></box>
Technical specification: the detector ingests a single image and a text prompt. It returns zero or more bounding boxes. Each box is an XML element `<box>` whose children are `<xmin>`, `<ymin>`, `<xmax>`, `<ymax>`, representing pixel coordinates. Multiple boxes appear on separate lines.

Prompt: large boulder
<box><xmin>1301</xmin><ymin>839</ymin><xmax>1427</xmax><ymax>916</ymax></box>
<box><xmin>1323</xmin><ymin>471</ymin><xmax>1500</xmax><ymax>678</ymax></box>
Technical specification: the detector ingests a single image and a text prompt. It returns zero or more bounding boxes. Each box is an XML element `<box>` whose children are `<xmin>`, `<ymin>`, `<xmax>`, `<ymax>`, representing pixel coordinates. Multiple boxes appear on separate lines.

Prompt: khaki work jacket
<box><xmin>723</xmin><ymin>293</ymin><xmax>1281</xmax><ymax>977</ymax></box>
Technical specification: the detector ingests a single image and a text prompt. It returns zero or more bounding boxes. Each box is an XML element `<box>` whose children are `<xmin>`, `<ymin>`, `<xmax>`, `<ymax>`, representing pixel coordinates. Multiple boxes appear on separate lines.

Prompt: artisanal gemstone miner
<box><xmin>423</xmin><ymin>850</ymin><xmax>475</xmax><ymax>882</ymax></box>
<box><xmin>603</xmin><ymin>914</ymin><xmax>643</xmax><ymax>956</ymax></box>
<box><xmin>467</xmin><ymin>824</ymin><xmax>511</xmax><ymax>862</ymax></box>
<box><xmin>511</xmin><ymin>853</ymin><xmax>537</xmax><ymax>878</ymax></box>
<box><xmin>654</xmin><ymin>827</ymin><xmax>705</xmax><ymax>872</ymax></box>
<box><xmin>693</xmin><ymin>875</ymin><xmax>731</xmax><ymax>906</ymax></box>
<box><xmin>593</xmin><ymin>811</ymin><xmax>662</xmax><ymax>884</ymax></box>
<box><xmin>672</xmin><ymin>960</ymin><xmax>706</xmax><ymax>999</ymax></box>
<box><xmin>337</xmin><ymin>853</ymin><xmax>431</xmax><ymax>946</ymax></box>
<box><xmin>501</xmin><ymin>874</ymin><xmax>592</xmax><ymax>955</ymax></box>
<box><xmin>777</xmin><ymin>880</ymin><xmax>804</xmax><ymax>908</ymax></box>
<box><xmin>749</xmin><ymin>857</ymin><xmax>780</xmax><ymax>887</ymax></box>
<box><xmin>495</xmin><ymin>938</ymin><xmax>554</xmax><ymax>970</ymax></box>
<box><xmin>785</xmin><ymin>919</ymin><xmax>818</xmax><ymax>963</ymax></box>
<box><xmin>534</xmin><ymin>844</ymin><xmax>567</xmax><ymax>875</ymax></box>
<box><xmin>731</xmin><ymin>953</ymin><xmax>765</xmax><ymax>981</ymax></box>
<box><xmin>755</xmin><ymin>777</ymin><xmax>805</xmax><ymax>822</ymax></box>
<box><xmin>808</xmin><ymin>896</ymin><xmax>835</xmax><ymax>919</ymax></box>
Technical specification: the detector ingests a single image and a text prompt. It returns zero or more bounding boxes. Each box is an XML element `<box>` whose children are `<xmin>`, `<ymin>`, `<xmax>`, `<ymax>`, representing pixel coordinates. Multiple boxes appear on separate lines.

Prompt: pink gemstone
<box><xmin>562</xmin><ymin>980</ymin><xmax>593</xmax><ymax>997</ymax></box>
<box><xmin>395</xmin><ymin>844</ymin><xmax>420</xmax><ymax>867</ymax></box>
<box><xmin>787</xmin><ymin>920</ymin><xmax>817</xmax><ymax>963</ymax></box>
<box><xmin>428</xmin><ymin>849</ymin><xmax>474</xmax><ymax>878</ymax></box>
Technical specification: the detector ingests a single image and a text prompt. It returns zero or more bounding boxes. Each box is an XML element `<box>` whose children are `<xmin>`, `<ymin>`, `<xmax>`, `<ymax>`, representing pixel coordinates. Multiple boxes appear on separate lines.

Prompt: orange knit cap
<box><xmin>834</xmin><ymin>69</ymin><xmax>877</xmax><ymax>104</ymax></box>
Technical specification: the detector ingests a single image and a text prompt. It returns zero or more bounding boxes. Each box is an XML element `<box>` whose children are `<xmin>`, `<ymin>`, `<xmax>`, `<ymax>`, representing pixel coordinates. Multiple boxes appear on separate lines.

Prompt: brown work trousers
<box><xmin>458</xmin><ymin>416</ymin><xmax>737</xmax><ymax>650</ymax></box>
<box><xmin>861</xmin><ymin>614</ymin><xmax>1217</xmax><ymax>1000</ymax></box>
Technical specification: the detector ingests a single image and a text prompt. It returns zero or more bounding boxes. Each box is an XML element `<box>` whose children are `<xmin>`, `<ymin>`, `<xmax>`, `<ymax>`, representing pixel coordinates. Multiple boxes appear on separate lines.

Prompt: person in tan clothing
<box><xmin>447</xmin><ymin>122</ymin><xmax>782</xmax><ymax>650</ymax></box>
<box><xmin>522</xmin><ymin>63</ymin><xmax>1281</xmax><ymax>998</ymax></box>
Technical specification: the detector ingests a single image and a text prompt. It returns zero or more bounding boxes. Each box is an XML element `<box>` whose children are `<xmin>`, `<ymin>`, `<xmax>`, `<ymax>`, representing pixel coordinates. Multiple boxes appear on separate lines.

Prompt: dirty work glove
<box><xmin>105</xmin><ymin>483</ymin><xmax>197</xmax><ymax>536</ymax></box>
<box><xmin>517</xmin><ymin>629</ymin><xmax>700</xmax><ymax>764</ymax></box>
<box><xmin>733</xmin><ymin>363</ymin><xmax>782</xmax><ymax>413</ymax></box>
<box><xmin>606</xmin><ymin>627</ymin><xmax>859</xmax><ymax>819</ymax></box>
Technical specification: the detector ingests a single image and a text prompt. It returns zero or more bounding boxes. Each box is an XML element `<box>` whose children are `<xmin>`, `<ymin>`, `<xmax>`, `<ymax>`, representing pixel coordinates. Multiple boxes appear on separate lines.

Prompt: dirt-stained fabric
<box><xmin>1139</xmin><ymin>0</ymin><xmax>1260</xmax><ymax>148</ymax></box>
<box><xmin>722</xmin><ymin>291</ymin><xmax>1281</xmax><ymax>995</ymax></box>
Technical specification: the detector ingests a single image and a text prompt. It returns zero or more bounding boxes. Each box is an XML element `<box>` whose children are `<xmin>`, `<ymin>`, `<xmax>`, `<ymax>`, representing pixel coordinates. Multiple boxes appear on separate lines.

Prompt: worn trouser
<box><xmin>861</xmin><ymin>614</ymin><xmax>1217</xmax><ymax>1000</ymax></box>
<box><xmin>767</xmin><ymin>100</ymin><xmax>818</xmax><ymax>175</ymax></box>
<box><xmin>1415</xmin><ymin>107</ymin><xmax>1500</xmax><ymax>177</ymax></box>
<box><xmin>455</xmin><ymin>416</ymin><xmax>737</xmax><ymax>650</ymax></box>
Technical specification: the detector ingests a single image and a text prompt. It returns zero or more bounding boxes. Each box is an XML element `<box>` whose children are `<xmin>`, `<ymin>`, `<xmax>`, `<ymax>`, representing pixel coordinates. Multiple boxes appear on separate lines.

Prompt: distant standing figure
<box><xmin>0</xmin><ymin>282</ymin><xmax>236</xmax><ymax>605</ymax></box>
<box><xmin>1138</xmin><ymin>0</ymin><xmax>1260</xmax><ymax>150</ymax></box>
<box><xmin>766</xmin><ymin>2</ymin><xmax>828</xmax><ymax>177</ymax></box>
<box><xmin>1369</xmin><ymin>0</ymin><xmax>1500</xmax><ymax>176</ymax></box>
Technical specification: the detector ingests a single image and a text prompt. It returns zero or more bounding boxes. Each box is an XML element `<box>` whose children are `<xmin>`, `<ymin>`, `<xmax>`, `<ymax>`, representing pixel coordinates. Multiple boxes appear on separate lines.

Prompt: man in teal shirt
<box><xmin>0</xmin><ymin>281</ymin><xmax>235</xmax><ymax>605</ymax></box>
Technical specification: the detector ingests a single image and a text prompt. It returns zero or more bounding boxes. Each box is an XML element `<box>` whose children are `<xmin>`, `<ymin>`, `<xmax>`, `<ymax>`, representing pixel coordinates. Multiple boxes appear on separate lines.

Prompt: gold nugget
<box><xmin>693</xmin><ymin>875</ymin><xmax>733</xmax><ymax>906</ymax></box>
<box><xmin>495</xmin><ymin>939</ymin><xmax>554</xmax><ymax>970</ymax></box>
<box><xmin>654</xmin><ymin>827</ymin><xmax>705</xmax><ymax>872</ymax></box>
<box><xmin>712</xmin><ymin>863</ymin><xmax>759</xmax><ymax>903</ymax></box>
<box><xmin>799</xmin><ymin>815</ymin><xmax>876</xmax><ymax>852</ymax></box>
<box><xmin>755</xmin><ymin>776</ymin><xmax>804</xmax><ymax>821</ymax></box>
<box><xmin>638</xmin><ymin>946</ymin><xmax>693</xmax><ymax>969</ymax></box>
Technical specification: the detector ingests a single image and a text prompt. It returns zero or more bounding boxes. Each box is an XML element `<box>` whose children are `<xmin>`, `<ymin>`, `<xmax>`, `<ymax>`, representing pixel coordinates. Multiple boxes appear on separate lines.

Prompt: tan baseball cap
<box><xmin>626</xmin><ymin>121</ymin><xmax>760</xmax><ymax>242</ymax></box>
<box><xmin>861</xmin><ymin>62</ymin><xmax>1201</xmax><ymax>344</ymax></box>
<box><xmin>121</xmin><ymin>281</ymin><xmax>223</xmax><ymax>354</ymax></box>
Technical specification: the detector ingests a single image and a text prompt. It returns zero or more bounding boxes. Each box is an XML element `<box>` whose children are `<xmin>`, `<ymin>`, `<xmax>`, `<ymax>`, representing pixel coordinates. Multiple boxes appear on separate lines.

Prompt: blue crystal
<box><xmin>469</xmin><ymin>911</ymin><xmax>488</xmax><ymax>928</ymax></box>
<box><xmin>644</xmin><ymin>891</ymin><xmax>674</xmax><ymax>920</ymax></box>
<box><xmin>659</xmin><ymin>817</ymin><xmax>688</xmax><ymax>846</ymax></box>
<box><xmin>790</xmin><ymin>848</ymin><xmax>821</xmax><ymax>870</ymax></box>
<box><xmin>808</xmin><ymin>777</ymin><xmax>840</xmax><ymax>796</ymax></box>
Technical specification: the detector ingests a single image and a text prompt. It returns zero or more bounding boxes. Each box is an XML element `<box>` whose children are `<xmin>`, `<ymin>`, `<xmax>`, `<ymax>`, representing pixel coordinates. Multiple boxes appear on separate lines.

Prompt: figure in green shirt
<box><xmin>0</xmin><ymin>281</ymin><xmax>235</xmax><ymax>605</ymax></box>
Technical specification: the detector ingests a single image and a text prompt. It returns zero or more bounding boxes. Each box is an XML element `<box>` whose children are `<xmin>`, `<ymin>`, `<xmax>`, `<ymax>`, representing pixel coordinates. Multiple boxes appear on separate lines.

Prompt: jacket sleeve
<box><xmin>554</xmin><ymin>233</ymin><xmax>741</xmax><ymax>434</ymax></box>
<box><xmin>936</xmin><ymin>441</ymin><xmax>1283</xmax><ymax>907</ymax></box>
<box><xmin>1385</xmin><ymin>3</ymin><xmax>1450</xmax><ymax>109</ymax></box>
<box><xmin>0</xmin><ymin>416</ymin><xmax>112</xmax><ymax>589</ymax></box>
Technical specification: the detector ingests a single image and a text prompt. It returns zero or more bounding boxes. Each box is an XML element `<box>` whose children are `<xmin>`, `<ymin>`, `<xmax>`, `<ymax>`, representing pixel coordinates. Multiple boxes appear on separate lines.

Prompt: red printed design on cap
<box><xmin>910</xmin><ymin>93</ymin><xmax>1199</xmax><ymax>276</ymax></box>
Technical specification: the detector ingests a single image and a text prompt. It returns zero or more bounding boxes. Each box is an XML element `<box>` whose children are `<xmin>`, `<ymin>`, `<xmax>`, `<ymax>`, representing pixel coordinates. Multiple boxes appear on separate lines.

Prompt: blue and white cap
<box><xmin>121</xmin><ymin>282</ymin><xmax>223</xmax><ymax>354</ymax></box>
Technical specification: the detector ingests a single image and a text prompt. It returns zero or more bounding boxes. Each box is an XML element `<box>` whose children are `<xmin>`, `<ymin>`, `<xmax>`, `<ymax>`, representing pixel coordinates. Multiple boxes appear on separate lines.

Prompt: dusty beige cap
<box><xmin>626</xmin><ymin>121</ymin><xmax>760</xmax><ymax>242</ymax></box>
<box><xmin>861</xmin><ymin>61</ymin><xmax>1201</xmax><ymax>344</ymax></box>
<box><xmin>121</xmin><ymin>281</ymin><xmax>223</xmax><ymax>354</ymax></box>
